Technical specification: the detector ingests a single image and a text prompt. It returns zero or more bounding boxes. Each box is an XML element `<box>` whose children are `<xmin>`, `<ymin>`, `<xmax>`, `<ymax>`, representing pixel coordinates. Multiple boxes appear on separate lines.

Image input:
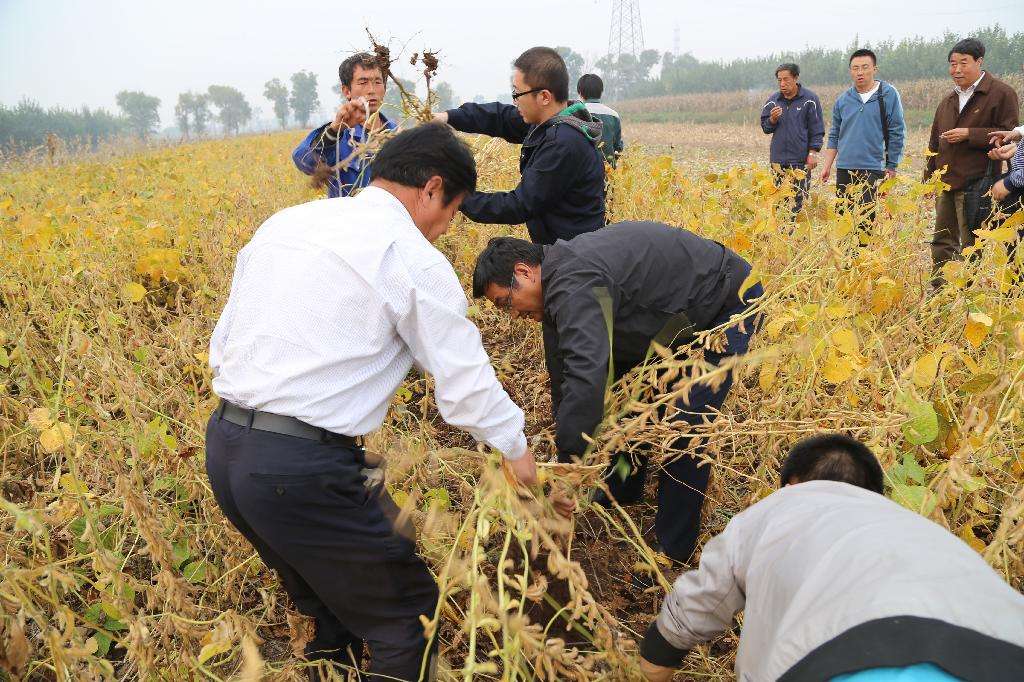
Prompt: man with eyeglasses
<box><xmin>434</xmin><ymin>46</ymin><xmax>606</xmax><ymax>246</ymax></box>
<box><xmin>470</xmin><ymin>223</ymin><xmax>761</xmax><ymax>564</ymax></box>
<box><xmin>293</xmin><ymin>52</ymin><xmax>398</xmax><ymax>198</ymax></box>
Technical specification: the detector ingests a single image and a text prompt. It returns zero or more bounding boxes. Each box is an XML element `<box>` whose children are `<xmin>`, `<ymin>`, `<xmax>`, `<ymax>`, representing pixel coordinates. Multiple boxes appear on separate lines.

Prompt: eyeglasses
<box><xmin>493</xmin><ymin>278</ymin><xmax>519</xmax><ymax>311</ymax></box>
<box><xmin>511</xmin><ymin>87</ymin><xmax>544</xmax><ymax>101</ymax></box>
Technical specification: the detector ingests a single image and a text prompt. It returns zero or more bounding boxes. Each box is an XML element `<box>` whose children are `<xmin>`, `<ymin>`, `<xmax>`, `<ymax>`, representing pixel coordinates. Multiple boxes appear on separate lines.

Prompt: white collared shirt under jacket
<box><xmin>955</xmin><ymin>72</ymin><xmax>985</xmax><ymax>113</ymax></box>
<box><xmin>209</xmin><ymin>186</ymin><xmax>527</xmax><ymax>460</ymax></box>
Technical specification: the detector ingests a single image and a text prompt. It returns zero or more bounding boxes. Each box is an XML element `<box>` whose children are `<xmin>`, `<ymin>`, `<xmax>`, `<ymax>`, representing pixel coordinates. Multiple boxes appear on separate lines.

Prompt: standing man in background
<box><xmin>760</xmin><ymin>63</ymin><xmax>824</xmax><ymax>215</ymax></box>
<box><xmin>293</xmin><ymin>52</ymin><xmax>398</xmax><ymax>198</ymax></box>
<box><xmin>819</xmin><ymin>49</ymin><xmax>906</xmax><ymax>238</ymax></box>
<box><xmin>925</xmin><ymin>38</ymin><xmax>1019</xmax><ymax>288</ymax></box>
<box><xmin>577</xmin><ymin>73</ymin><xmax>624</xmax><ymax>166</ymax></box>
<box><xmin>434</xmin><ymin>46</ymin><xmax>606</xmax><ymax>245</ymax></box>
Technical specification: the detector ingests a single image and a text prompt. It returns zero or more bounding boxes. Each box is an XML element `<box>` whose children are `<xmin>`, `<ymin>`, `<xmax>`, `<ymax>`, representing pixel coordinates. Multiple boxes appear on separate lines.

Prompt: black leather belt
<box><xmin>217</xmin><ymin>400</ymin><xmax>362</xmax><ymax>448</ymax></box>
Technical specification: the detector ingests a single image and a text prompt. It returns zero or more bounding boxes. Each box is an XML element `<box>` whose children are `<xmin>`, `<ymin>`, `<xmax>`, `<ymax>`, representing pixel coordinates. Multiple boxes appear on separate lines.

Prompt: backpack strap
<box><xmin>878</xmin><ymin>86</ymin><xmax>890</xmax><ymax>168</ymax></box>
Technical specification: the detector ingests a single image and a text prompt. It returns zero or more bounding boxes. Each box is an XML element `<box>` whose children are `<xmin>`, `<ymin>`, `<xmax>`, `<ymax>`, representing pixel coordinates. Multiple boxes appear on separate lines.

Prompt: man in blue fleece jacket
<box><xmin>760</xmin><ymin>63</ymin><xmax>824</xmax><ymax>215</ymax></box>
<box><xmin>819</xmin><ymin>49</ymin><xmax>906</xmax><ymax>238</ymax></box>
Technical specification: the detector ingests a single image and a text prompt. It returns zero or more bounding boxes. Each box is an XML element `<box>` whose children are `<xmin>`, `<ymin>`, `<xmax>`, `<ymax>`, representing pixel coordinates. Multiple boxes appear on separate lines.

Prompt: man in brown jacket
<box><xmin>926</xmin><ymin>38</ymin><xmax>1019</xmax><ymax>288</ymax></box>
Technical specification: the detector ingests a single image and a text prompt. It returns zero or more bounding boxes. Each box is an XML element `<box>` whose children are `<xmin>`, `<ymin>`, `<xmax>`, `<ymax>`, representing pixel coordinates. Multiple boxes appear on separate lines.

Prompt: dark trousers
<box><xmin>204</xmin><ymin>414</ymin><xmax>438</xmax><ymax>681</ymax></box>
<box><xmin>603</xmin><ymin>284</ymin><xmax>763</xmax><ymax>563</ymax></box>
<box><xmin>772</xmin><ymin>163</ymin><xmax>810</xmax><ymax>214</ymax></box>
<box><xmin>836</xmin><ymin>168</ymin><xmax>886</xmax><ymax>236</ymax></box>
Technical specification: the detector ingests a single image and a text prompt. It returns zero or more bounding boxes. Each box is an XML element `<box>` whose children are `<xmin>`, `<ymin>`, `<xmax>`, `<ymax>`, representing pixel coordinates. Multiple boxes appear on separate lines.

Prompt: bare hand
<box><xmin>640</xmin><ymin>657</ymin><xmax>675</xmax><ymax>682</ymax></box>
<box><xmin>989</xmin><ymin>129</ymin><xmax>1023</xmax><ymax>146</ymax></box>
<box><xmin>819</xmin><ymin>165</ymin><xmax>831</xmax><ymax>184</ymax></box>
<box><xmin>330</xmin><ymin>99</ymin><xmax>368</xmax><ymax>131</ymax></box>
<box><xmin>989</xmin><ymin>143</ymin><xmax>1018</xmax><ymax>162</ymax></box>
<box><xmin>551</xmin><ymin>489</ymin><xmax>577</xmax><ymax>518</ymax></box>
<box><xmin>992</xmin><ymin>179</ymin><xmax>1011</xmax><ymax>202</ymax></box>
<box><xmin>939</xmin><ymin>127</ymin><xmax>969</xmax><ymax>144</ymax></box>
<box><xmin>769</xmin><ymin>105</ymin><xmax>783</xmax><ymax>124</ymax></box>
<box><xmin>432</xmin><ymin>112</ymin><xmax>449</xmax><ymax>124</ymax></box>
<box><xmin>806</xmin><ymin>153</ymin><xmax>819</xmax><ymax>171</ymax></box>
<box><xmin>505</xmin><ymin>450</ymin><xmax>539</xmax><ymax>487</ymax></box>
<box><xmin>885</xmin><ymin>168</ymin><xmax>897</xmax><ymax>179</ymax></box>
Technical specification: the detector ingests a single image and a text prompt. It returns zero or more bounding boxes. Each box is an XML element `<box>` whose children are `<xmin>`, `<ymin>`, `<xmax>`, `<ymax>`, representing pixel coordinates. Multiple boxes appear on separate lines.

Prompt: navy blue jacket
<box><xmin>292</xmin><ymin>114</ymin><xmax>397</xmax><ymax>198</ymax></box>
<box><xmin>760</xmin><ymin>86</ymin><xmax>825</xmax><ymax>166</ymax></box>
<box><xmin>446</xmin><ymin>102</ymin><xmax>606</xmax><ymax>245</ymax></box>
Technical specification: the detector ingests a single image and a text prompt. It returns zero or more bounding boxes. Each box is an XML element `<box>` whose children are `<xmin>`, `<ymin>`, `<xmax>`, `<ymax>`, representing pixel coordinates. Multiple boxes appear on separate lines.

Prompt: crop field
<box><xmin>2</xmin><ymin>121</ymin><xmax>1024</xmax><ymax>681</ymax></box>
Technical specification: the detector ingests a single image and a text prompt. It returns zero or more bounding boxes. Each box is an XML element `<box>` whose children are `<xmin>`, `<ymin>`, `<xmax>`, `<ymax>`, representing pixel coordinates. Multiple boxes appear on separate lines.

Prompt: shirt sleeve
<box><xmin>809</xmin><ymin>95</ymin><xmax>825</xmax><ymax>151</ymax></box>
<box><xmin>886</xmin><ymin>89</ymin><xmax>906</xmax><ymax>170</ymax></box>
<box><xmin>760</xmin><ymin>99</ymin><xmax>777</xmax><ymax>134</ymax></box>
<box><xmin>653</xmin><ymin>517</ymin><xmax>746</xmax><ymax>653</ymax></box>
<box><xmin>827</xmin><ymin>99</ymin><xmax>842</xmax><ymax>150</ymax></box>
<box><xmin>395</xmin><ymin>259</ymin><xmax>527</xmax><ymax>460</ymax></box>
<box><xmin>292</xmin><ymin>123</ymin><xmax>337</xmax><ymax>175</ymax></box>
<box><xmin>209</xmin><ymin>246</ymin><xmax>249</xmax><ymax>377</ymax></box>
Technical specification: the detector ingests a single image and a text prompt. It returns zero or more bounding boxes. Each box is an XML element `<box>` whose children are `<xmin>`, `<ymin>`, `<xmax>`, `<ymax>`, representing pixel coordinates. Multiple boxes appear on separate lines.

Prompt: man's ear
<box><xmin>513</xmin><ymin>261</ymin><xmax>532</xmax><ymax>279</ymax></box>
<box><xmin>341</xmin><ymin>84</ymin><xmax>352</xmax><ymax>101</ymax></box>
<box><xmin>423</xmin><ymin>175</ymin><xmax>444</xmax><ymax>201</ymax></box>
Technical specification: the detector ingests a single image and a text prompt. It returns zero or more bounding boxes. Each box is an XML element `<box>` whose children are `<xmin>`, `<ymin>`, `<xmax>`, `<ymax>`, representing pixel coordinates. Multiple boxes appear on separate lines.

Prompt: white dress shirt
<box><xmin>955</xmin><ymin>72</ymin><xmax>985</xmax><ymax>113</ymax></box>
<box><xmin>210</xmin><ymin>186</ymin><xmax>527</xmax><ymax>460</ymax></box>
<box><xmin>857</xmin><ymin>82</ymin><xmax>880</xmax><ymax>104</ymax></box>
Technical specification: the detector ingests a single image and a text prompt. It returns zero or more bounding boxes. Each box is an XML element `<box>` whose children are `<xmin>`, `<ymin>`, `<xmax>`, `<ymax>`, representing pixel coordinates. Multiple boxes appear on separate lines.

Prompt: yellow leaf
<box><xmin>764</xmin><ymin>314</ymin><xmax>793</xmax><ymax>340</ymax></box>
<box><xmin>964</xmin><ymin>312</ymin><xmax>992</xmax><ymax>349</ymax></box>
<box><xmin>39</xmin><ymin>423</ymin><xmax>72</xmax><ymax>453</ymax></box>
<box><xmin>28</xmin><ymin>407</ymin><xmax>53</xmax><ymax>431</ymax></box>
<box><xmin>121</xmin><ymin>282</ymin><xmax>147</xmax><ymax>303</ymax></box>
<box><xmin>758</xmin><ymin>361</ymin><xmax>778</xmax><ymax>391</ymax></box>
<box><xmin>959</xmin><ymin>525</ymin><xmax>986</xmax><ymax>553</ymax></box>
<box><xmin>831</xmin><ymin>327</ymin><xmax>859</xmax><ymax>355</ymax></box>
<box><xmin>822</xmin><ymin>351</ymin><xmax>855</xmax><ymax>384</ymax></box>
<box><xmin>198</xmin><ymin>640</ymin><xmax>232</xmax><ymax>665</ymax></box>
<box><xmin>912</xmin><ymin>352</ymin><xmax>940</xmax><ymax>388</ymax></box>
<box><xmin>59</xmin><ymin>473</ymin><xmax>89</xmax><ymax>494</ymax></box>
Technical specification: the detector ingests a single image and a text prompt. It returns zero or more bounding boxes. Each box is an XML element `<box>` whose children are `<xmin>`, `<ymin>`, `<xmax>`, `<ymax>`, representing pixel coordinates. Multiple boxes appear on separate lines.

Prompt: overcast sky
<box><xmin>2</xmin><ymin>0</ymin><xmax>1020</xmax><ymax>127</ymax></box>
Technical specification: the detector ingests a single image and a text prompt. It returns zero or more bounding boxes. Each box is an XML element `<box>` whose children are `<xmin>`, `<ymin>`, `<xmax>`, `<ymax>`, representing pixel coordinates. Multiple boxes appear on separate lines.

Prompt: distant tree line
<box><xmin>607</xmin><ymin>24</ymin><xmax>1023</xmax><ymax>100</ymax></box>
<box><xmin>0</xmin><ymin>101</ymin><xmax>126</xmax><ymax>154</ymax></box>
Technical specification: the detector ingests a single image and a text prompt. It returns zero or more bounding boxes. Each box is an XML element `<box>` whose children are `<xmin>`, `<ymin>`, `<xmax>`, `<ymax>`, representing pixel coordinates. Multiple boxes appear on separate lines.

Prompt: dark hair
<box><xmin>775</xmin><ymin>63</ymin><xmax>800</xmax><ymax>79</ymax></box>
<box><xmin>371</xmin><ymin>123</ymin><xmax>476</xmax><ymax>204</ymax></box>
<box><xmin>513</xmin><ymin>47</ymin><xmax>569</xmax><ymax>103</ymax></box>
<box><xmin>849</xmin><ymin>48</ymin><xmax>877</xmax><ymax>65</ymax></box>
<box><xmin>577</xmin><ymin>73</ymin><xmax>604</xmax><ymax>100</ymax></box>
<box><xmin>948</xmin><ymin>38</ymin><xmax>985</xmax><ymax>61</ymax></box>
<box><xmin>472</xmin><ymin>237</ymin><xmax>544</xmax><ymax>298</ymax></box>
<box><xmin>780</xmin><ymin>433</ymin><xmax>884</xmax><ymax>494</ymax></box>
<box><xmin>339</xmin><ymin>52</ymin><xmax>383</xmax><ymax>88</ymax></box>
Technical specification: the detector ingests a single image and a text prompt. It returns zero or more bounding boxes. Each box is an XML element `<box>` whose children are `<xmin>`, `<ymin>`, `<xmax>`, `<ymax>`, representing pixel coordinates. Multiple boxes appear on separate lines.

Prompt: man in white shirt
<box><xmin>206</xmin><ymin>123</ymin><xmax>541</xmax><ymax>681</ymax></box>
<box><xmin>639</xmin><ymin>433</ymin><xmax>1024</xmax><ymax>681</ymax></box>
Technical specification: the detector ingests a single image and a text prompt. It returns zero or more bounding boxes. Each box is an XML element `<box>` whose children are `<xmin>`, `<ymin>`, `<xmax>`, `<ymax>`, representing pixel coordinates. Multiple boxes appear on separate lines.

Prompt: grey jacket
<box><xmin>649</xmin><ymin>481</ymin><xmax>1024</xmax><ymax>681</ymax></box>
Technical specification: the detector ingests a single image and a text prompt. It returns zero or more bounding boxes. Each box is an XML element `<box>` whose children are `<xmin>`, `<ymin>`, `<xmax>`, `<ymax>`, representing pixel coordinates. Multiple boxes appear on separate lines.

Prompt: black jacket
<box><xmin>541</xmin><ymin>221</ymin><xmax>751</xmax><ymax>460</ymax></box>
<box><xmin>445</xmin><ymin>102</ymin><xmax>606</xmax><ymax>245</ymax></box>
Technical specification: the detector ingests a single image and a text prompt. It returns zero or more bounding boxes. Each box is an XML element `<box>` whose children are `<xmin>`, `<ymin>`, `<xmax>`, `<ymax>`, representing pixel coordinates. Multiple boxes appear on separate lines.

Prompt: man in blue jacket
<box><xmin>819</xmin><ymin>49</ymin><xmax>906</xmax><ymax>237</ymax></box>
<box><xmin>434</xmin><ymin>46</ymin><xmax>606</xmax><ymax>245</ymax></box>
<box><xmin>292</xmin><ymin>53</ymin><xmax>398</xmax><ymax>198</ymax></box>
<box><xmin>760</xmin><ymin>63</ymin><xmax>824</xmax><ymax>215</ymax></box>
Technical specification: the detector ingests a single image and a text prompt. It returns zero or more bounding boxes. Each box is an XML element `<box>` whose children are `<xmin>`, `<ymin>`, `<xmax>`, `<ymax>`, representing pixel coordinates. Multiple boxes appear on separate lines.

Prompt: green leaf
<box><xmin>84</xmin><ymin>602</ymin><xmax>104</xmax><ymax>624</ymax></box>
<box><xmin>901</xmin><ymin>398</ymin><xmax>939</xmax><ymax>446</ymax></box>
<box><xmin>182</xmin><ymin>560</ymin><xmax>208</xmax><ymax>583</ymax></box>
<box><xmin>104</xmin><ymin>618</ymin><xmax>127</xmax><ymax>632</ymax></box>
<box><xmin>613</xmin><ymin>454</ymin><xmax>632</xmax><ymax>482</ymax></box>
<box><xmin>100</xmin><ymin>602</ymin><xmax>121</xmax><ymax>620</ymax></box>
<box><xmin>0</xmin><ymin>347</ymin><xmax>9</xmax><ymax>368</ymax></box>
<box><xmin>94</xmin><ymin>631</ymin><xmax>112</xmax><ymax>657</ymax></box>
<box><xmin>902</xmin><ymin>451</ymin><xmax>927</xmax><ymax>484</ymax></box>
<box><xmin>423</xmin><ymin>488</ymin><xmax>450</xmax><ymax>513</ymax></box>
<box><xmin>172</xmin><ymin>540</ymin><xmax>190</xmax><ymax>568</ymax></box>
<box><xmin>891</xmin><ymin>484</ymin><xmax>938</xmax><ymax>515</ymax></box>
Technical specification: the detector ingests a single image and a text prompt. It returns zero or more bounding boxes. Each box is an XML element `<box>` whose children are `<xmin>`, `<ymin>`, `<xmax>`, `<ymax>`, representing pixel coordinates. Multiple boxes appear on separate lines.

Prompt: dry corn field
<box><xmin>2</xmin><ymin>122</ymin><xmax>1024</xmax><ymax>681</ymax></box>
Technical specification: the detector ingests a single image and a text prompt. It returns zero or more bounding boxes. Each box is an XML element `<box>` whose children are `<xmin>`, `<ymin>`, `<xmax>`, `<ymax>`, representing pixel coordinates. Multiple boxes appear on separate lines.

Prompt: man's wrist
<box><xmin>639</xmin><ymin>622</ymin><xmax>689</xmax><ymax>668</ymax></box>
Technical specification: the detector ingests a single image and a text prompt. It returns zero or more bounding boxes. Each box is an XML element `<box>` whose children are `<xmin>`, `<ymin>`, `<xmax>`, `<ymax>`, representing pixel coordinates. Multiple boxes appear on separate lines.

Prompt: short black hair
<box><xmin>948</xmin><ymin>38</ymin><xmax>985</xmax><ymax>61</ymax></box>
<box><xmin>339</xmin><ymin>52</ymin><xmax>384</xmax><ymax>88</ymax></box>
<box><xmin>849</xmin><ymin>48</ymin><xmax>877</xmax><ymax>65</ymax></box>
<box><xmin>472</xmin><ymin>237</ymin><xmax>544</xmax><ymax>298</ymax></box>
<box><xmin>775</xmin><ymin>63</ymin><xmax>800</xmax><ymax>79</ymax></box>
<box><xmin>371</xmin><ymin>123</ymin><xmax>476</xmax><ymax>204</ymax></box>
<box><xmin>513</xmin><ymin>47</ymin><xmax>569</xmax><ymax>103</ymax></box>
<box><xmin>780</xmin><ymin>433</ymin><xmax>884</xmax><ymax>494</ymax></box>
<box><xmin>577</xmin><ymin>73</ymin><xmax>604</xmax><ymax>100</ymax></box>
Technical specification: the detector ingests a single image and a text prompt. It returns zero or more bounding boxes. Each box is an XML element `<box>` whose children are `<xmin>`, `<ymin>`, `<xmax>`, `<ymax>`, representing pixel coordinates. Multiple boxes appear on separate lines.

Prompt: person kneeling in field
<box><xmin>472</xmin><ymin>221</ymin><xmax>761</xmax><ymax>563</ymax></box>
<box><xmin>639</xmin><ymin>433</ymin><xmax>1024</xmax><ymax>682</ymax></box>
<box><xmin>434</xmin><ymin>46</ymin><xmax>606</xmax><ymax>245</ymax></box>
<box><xmin>207</xmin><ymin>124</ymin><xmax>546</xmax><ymax>681</ymax></box>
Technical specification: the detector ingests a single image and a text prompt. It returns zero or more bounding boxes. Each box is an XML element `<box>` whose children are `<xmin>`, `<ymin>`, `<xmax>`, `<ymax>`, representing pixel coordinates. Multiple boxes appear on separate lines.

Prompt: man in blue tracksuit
<box><xmin>819</xmin><ymin>49</ymin><xmax>906</xmax><ymax>237</ymax></box>
<box><xmin>760</xmin><ymin>63</ymin><xmax>824</xmax><ymax>215</ymax></box>
<box><xmin>434</xmin><ymin>46</ymin><xmax>606</xmax><ymax>245</ymax></box>
<box><xmin>293</xmin><ymin>53</ymin><xmax>398</xmax><ymax>198</ymax></box>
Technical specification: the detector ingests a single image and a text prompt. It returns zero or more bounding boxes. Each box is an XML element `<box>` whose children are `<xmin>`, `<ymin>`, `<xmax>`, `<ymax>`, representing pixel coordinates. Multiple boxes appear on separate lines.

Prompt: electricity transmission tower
<box><xmin>607</xmin><ymin>0</ymin><xmax>644</xmax><ymax>58</ymax></box>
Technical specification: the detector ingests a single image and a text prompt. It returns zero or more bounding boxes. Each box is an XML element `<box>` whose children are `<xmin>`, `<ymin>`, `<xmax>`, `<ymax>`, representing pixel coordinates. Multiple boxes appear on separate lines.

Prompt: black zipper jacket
<box><xmin>445</xmin><ymin>101</ymin><xmax>606</xmax><ymax>245</ymax></box>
